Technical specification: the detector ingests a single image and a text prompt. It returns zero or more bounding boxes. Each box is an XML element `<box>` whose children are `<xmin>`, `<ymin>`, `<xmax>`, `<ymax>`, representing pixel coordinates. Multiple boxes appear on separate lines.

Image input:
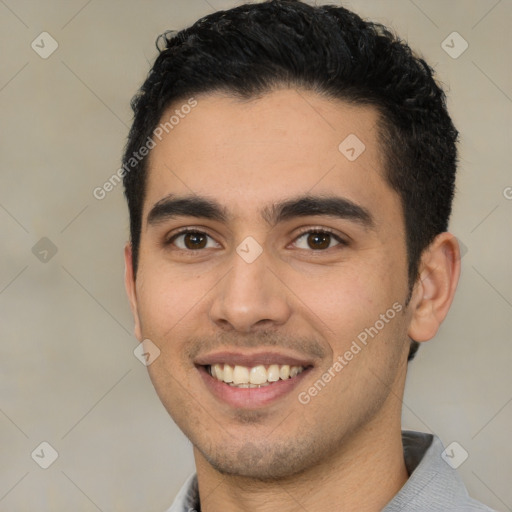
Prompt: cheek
<box><xmin>288</xmin><ymin>258</ymin><xmax>405</xmax><ymax>360</ymax></box>
<box><xmin>135</xmin><ymin>260</ymin><xmax>208</xmax><ymax>340</ymax></box>
<box><xmin>289</xmin><ymin>260</ymin><xmax>399</xmax><ymax>342</ymax></box>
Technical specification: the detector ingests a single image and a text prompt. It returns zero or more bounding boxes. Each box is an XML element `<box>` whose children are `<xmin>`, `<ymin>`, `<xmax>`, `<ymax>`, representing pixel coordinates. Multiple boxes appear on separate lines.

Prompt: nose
<box><xmin>209</xmin><ymin>247</ymin><xmax>292</xmax><ymax>333</ymax></box>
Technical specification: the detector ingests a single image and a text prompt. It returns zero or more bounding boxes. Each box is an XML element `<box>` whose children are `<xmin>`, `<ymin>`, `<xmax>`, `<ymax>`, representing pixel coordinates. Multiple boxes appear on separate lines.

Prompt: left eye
<box><xmin>293</xmin><ymin>231</ymin><xmax>345</xmax><ymax>250</ymax></box>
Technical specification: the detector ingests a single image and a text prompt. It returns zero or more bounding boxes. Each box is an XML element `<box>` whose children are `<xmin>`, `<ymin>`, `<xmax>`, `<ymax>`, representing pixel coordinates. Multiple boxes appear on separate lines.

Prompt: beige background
<box><xmin>1</xmin><ymin>0</ymin><xmax>511</xmax><ymax>510</ymax></box>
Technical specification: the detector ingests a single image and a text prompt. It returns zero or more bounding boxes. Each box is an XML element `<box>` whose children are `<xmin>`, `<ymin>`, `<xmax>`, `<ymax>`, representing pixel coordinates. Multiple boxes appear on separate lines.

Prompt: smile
<box><xmin>206</xmin><ymin>363</ymin><xmax>306</xmax><ymax>388</ymax></box>
<box><xmin>198</xmin><ymin>364</ymin><xmax>313</xmax><ymax>409</ymax></box>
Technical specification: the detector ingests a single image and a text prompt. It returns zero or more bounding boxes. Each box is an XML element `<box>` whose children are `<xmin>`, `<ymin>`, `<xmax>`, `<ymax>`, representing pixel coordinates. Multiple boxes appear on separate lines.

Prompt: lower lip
<box><xmin>197</xmin><ymin>366</ymin><xmax>312</xmax><ymax>409</ymax></box>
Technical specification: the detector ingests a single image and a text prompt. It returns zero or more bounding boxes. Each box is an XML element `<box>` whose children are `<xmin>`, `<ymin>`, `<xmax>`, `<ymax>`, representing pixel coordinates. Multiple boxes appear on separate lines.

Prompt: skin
<box><xmin>124</xmin><ymin>89</ymin><xmax>461</xmax><ymax>512</ymax></box>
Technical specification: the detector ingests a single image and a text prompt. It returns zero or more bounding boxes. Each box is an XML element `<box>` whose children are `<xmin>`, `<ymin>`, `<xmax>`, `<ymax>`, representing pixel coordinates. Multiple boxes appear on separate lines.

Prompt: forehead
<box><xmin>143</xmin><ymin>89</ymin><xmax>398</xmax><ymax>227</ymax></box>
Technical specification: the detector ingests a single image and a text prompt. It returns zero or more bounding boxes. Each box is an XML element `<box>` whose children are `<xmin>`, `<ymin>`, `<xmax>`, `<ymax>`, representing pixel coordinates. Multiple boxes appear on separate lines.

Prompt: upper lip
<box><xmin>194</xmin><ymin>350</ymin><xmax>315</xmax><ymax>368</ymax></box>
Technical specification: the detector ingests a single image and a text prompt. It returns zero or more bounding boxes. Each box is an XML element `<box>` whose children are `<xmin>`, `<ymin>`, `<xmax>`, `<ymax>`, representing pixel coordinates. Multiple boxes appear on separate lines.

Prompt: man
<box><xmin>122</xmin><ymin>1</ymin><xmax>496</xmax><ymax>510</ymax></box>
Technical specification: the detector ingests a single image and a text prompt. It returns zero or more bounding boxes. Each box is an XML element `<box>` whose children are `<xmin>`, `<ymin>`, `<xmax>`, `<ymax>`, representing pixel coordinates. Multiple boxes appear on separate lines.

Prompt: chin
<box><xmin>199</xmin><ymin>438</ymin><xmax>323</xmax><ymax>481</ymax></box>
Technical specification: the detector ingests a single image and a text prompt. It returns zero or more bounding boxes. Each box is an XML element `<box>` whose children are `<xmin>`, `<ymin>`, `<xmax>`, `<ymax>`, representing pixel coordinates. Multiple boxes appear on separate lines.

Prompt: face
<box><xmin>125</xmin><ymin>89</ymin><xmax>415</xmax><ymax>480</ymax></box>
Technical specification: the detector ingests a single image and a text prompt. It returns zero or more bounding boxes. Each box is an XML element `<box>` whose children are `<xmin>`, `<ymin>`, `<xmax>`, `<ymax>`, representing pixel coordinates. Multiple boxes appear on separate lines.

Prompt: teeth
<box><xmin>267</xmin><ymin>364</ymin><xmax>280</xmax><ymax>382</ymax></box>
<box><xmin>228</xmin><ymin>382</ymin><xmax>271</xmax><ymax>388</ymax></box>
<box><xmin>223</xmin><ymin>364</ymin><xmax>234</xmax><ymax>383</ymax></box>
<box><xmin>249</xmin><ymin>365</ymin><xmax>268</xmax><ymax>385</ymax></box>
<box><xmin>208</xmin><ymin>363</ymin><xmax>305</xmax><ymax>386</ymax></box>
<box><xmin>233</xmin><ymin>365</ymin><xmax>249</xmax><ymax>384</ymax></box>
<box><xmin>212</xmin><ymin>363</ymin><xmax>224</xmax><ymax>380</ymax></box>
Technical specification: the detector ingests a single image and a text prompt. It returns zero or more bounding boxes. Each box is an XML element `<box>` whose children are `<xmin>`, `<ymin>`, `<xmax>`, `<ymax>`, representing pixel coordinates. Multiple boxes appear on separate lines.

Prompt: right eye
<box><xmin>166</xmin><ymin>229</ymin><xmax>221</xmax><ymax>251</ymax></box>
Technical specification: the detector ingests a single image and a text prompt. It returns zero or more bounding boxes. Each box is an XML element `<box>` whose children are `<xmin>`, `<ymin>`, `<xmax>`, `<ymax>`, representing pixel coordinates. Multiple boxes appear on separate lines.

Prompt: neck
<box><xmin>194</xmin><ymin>412</ymin><xmax>408</xmax><ymax>512</ymax></box>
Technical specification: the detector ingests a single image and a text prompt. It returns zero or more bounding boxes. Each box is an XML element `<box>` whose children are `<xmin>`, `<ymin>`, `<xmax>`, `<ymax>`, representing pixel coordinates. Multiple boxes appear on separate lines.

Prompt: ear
<box><xmin>407</xmin><ymin>232</ymin><xmax>461</xmax><ymax>342</ymax></box>
<box><xmin>124</xmin><ymin>243</ymin><xmax>143</xmax><ymax>341</ymax></box>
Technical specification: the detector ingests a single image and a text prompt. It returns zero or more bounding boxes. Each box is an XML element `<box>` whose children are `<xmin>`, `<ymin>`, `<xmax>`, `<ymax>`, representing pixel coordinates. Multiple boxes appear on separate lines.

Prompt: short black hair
<box><xmin>122</xmin><ymin>0</ymin><xmax>459</xmax><ymax>361</ymax></box>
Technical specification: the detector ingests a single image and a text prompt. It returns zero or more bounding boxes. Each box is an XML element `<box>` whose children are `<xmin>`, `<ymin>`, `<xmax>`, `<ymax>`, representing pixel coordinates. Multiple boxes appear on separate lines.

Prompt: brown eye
<box><xmin>307</xmin><ymin>232</ymin><xmax>331</xmax><ymax>250</ymax></box>
<box><xmin>168</xmin><ymin>230</ymin><xmax>220</xmax><ymax>250</ymax></box>
<box><xmin>293</xmin><ymin>230</ymin><xmax>346</xmax><ymax>251</ymax></box>
<box><xmin>183</xmin><ymin>232</ymin><xmax>207</xmax><ymax>249</ymax></box>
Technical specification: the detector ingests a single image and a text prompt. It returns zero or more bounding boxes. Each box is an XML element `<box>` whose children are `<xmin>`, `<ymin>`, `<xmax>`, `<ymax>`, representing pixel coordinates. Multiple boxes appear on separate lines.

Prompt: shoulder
<box><xmin>383</xmin><ymin>431</ymin><xmax>498</xmax><ymax>512</ymax></box>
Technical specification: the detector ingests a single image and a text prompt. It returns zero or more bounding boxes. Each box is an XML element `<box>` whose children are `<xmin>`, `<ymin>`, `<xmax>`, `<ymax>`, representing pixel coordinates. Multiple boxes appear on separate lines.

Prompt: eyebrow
<box><xmin>146</xmin><ymin>193</ymin><xmax>375</xmax><ymax>230</ymax></box>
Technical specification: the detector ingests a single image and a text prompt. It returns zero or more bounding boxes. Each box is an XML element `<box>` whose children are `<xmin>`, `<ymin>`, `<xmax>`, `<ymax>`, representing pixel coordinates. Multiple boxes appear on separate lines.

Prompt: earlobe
<box><xmin>407</xmin><ymin>232</ymin><xmax>461</xmax><ymax>343</ymax></box>
<box><xmin>124</xmin><ymin>243</ymin><xmax>143</xmax><ymax>341</ymax></box>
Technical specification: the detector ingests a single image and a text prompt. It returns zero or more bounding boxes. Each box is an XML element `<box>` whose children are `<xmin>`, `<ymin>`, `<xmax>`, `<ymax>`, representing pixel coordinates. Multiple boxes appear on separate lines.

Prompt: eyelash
<box><xmin>165</xmin><ymin>227</ymin><xmax>348</xmax><ymax>252</ymax></box>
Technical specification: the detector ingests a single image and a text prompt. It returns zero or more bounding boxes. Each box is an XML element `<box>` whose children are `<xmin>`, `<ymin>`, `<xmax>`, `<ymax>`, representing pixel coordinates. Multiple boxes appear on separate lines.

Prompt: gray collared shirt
<box><xmin>165</xmin><ymin>431</ymin><xmax>496</xmax><ymax>511</ymax></box>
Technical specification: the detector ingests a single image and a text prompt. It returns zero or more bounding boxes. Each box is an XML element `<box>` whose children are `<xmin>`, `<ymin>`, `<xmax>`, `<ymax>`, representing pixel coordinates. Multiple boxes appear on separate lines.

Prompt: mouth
<box><xmin>206</xmin><ymin>363</ymin><xmax>307</xmax><ymax>388</ymax></box>
<box><xmin>195</xmin><ymin>351</ymin><xmax>315</xmax><ymax>408</ymax></box>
